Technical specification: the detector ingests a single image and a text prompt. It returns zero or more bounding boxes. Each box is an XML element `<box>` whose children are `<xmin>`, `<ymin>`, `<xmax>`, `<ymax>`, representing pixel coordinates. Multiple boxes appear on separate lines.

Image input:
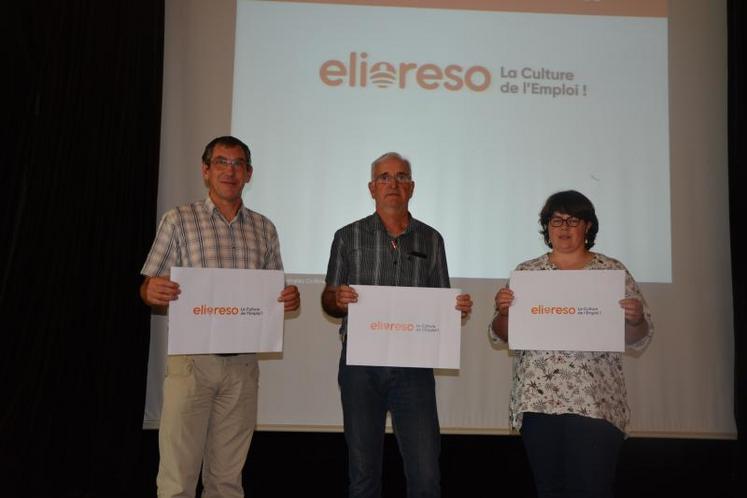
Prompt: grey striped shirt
<box><xmin>325</xmin><ymin>213</ymin><xmax>450</xmax><ymax>335</ymax></box>
<box><xmin>141</xmin><ymin>197</ymin><xmax>283</xmax><ymax>276</ymax></box>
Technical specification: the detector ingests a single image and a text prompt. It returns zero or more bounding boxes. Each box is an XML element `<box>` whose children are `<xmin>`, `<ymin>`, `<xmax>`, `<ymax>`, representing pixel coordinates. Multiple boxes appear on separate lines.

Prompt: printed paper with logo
<box><xmin>168</xmin><ymin>267</ymin><xmax>285</xmax><ymax>354</ymax></box>
<box><xmin>508</xmin><ymin>270</ymin><xmax>625</xmax><ymax>352</ymax></box>
<box><xmin>347</xmin><ymin>285</ymin><xmax>461</xmax><ymax>369</ymax></box>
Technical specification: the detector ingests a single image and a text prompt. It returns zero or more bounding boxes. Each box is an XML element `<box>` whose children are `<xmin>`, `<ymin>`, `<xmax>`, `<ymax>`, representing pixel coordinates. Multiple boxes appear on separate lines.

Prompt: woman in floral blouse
<box><xmin>489</xmin><ymin>190</ymin><xmax>653</xmax><ymax>498</ymax></box>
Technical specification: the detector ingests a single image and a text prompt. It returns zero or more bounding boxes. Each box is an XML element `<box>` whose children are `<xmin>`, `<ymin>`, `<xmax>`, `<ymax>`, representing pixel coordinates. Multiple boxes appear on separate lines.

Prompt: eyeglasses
<box><xmin>373</xmin><ymin>173</ymin><xmax>413</xmax><ymax>185</ymax></box>
<box><xmin>549</xmin><ymin>216</ymin><xmax>582</xmax><ymax>227</ymax></box>
<box><xmin>210</xmin><ymin>157</ymin><xmax>248</xmax><ymax>170</ymax></box>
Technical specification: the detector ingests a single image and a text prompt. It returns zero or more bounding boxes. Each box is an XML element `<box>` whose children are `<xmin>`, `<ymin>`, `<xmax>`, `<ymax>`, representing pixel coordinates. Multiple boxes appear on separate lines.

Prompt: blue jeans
<box><xmin>338</xmin><ymin>347</ymin><xmax>441</xmax><ymax>498</ymax></box>
<box><xmin>521</xmin><ymin>412</ymin><xmax>625</xmax><ymax>498</ymax></box>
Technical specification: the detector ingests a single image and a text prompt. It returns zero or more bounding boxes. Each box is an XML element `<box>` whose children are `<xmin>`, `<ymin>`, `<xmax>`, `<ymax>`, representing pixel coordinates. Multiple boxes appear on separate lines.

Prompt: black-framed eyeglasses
<box><xmin>549</xmin><ymin>216</ymin><xmax>582</xmax><ymax>227</ymax></box>
<box><xmin>210</xmin><ymin>157</ymin><xmax>248</xmax><ymax>170</ymax></box>
<box><xmin>374</xmin><ymin>173</ymin><xmax>412</xmax><ymax>185</ymax></box>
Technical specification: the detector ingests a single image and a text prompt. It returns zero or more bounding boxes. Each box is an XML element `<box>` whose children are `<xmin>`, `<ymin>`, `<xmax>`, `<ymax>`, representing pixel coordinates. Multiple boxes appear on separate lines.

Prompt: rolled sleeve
<box><xmin>141</xmin><ymin>210</ymin><xmax>178</xmax><ymax>277</ymax></box>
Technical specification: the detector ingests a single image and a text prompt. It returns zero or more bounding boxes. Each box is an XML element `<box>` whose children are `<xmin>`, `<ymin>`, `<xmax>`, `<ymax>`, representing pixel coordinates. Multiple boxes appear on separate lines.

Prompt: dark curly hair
<box><xmin>539</xmin><ymin>190</ymin><xmax>599</xmax><ymax>250</ymax></box>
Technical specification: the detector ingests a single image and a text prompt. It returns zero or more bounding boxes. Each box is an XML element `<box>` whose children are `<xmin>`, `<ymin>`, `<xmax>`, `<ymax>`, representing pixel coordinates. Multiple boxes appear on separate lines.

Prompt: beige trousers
<box><xmin>156</xmin><ymin>354</ymin><xmax>259</xmax><ymax>498</ymax></box>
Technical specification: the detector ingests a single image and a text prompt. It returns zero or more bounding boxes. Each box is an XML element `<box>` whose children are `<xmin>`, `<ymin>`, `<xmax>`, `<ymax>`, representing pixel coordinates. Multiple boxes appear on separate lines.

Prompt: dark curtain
<box><xmin>1</xmin><ymin>1</ymin><xmax>164</xmax><ymax>496</ymax></box>
<box><xmin>728</xmin><ymin>0</ymin><xmax>747</xmax><ymax>488</ymax></box>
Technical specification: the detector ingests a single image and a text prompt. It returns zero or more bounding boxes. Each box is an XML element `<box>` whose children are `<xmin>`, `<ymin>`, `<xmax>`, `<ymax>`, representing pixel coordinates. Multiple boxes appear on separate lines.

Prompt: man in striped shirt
<box><xmin>322</xmin><ymin>152</ymin><xmax>472</xmax><ymax>498</ymax></box>
<box><xmin>140</xmin><ymin>136</ymin><xmax>300</xmax><ymax>498</ymax></box>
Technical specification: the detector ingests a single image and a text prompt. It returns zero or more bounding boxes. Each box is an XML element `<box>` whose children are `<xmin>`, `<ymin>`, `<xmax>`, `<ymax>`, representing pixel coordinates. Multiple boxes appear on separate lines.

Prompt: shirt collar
<box><xmin>204</xmin><ymin>195</ymin><xmax>247</xmax><ymax>223</ymax></box>
<box><xmin>366</xmin><ymin>211</ymin><xmax>418</xmax><ymax>236</ymax></box>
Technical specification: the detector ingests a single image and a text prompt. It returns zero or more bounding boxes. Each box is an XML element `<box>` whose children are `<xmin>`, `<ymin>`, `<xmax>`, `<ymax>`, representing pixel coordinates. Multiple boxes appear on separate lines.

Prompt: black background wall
<box><xmin>2</xmin><ymin>1</ymin><xmax>744</xmax><ymax>497</ymax></box>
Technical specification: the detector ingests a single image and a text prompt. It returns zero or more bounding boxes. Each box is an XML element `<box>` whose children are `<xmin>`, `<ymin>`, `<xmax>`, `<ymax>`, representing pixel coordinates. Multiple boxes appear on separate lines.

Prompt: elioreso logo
<box><xmin>370</xmin><ymin>320</ymin><xmax>415</xmax><ymax>331</ymax></box>
<box><xmin>530</xmin><ymin>305</ymin><xmax>601</xmax><ymax>316</ymax></box>
<box><xmin>193</xmin><ymin>304</ymin><xmax>263</xmax><ymax>317</ymax></box>
<box><xmin>193</xmin><ymin>305</ymin><xmax>239</xmax><ymax>316</ymax></box>
<box><xmin>369</xmin><ymin>320</ymin><xmax>440</xmax><ymax>333</ymax></box>
<box><xmin>531</xmin><ymin>305</ymin><xmax>577</xmax><ymax>315</ymax></box>
<box><xmin>320</xmin><ymin>52</ymin><xmax>491</xmax><ymax>92</ymax></box>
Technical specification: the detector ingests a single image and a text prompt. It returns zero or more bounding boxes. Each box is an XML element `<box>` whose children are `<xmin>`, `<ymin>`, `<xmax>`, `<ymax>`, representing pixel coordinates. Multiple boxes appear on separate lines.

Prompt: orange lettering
<box><xmin>399</xmin><ymin>62</ymin><xmax>417</xmax><ymax>89</ymax></box>
<box><xmin>443</xmin><ymin>64</ymin><xmax>464</xmax><ymax>91</ymax></box>
<box><xmin>465</xmin><ymin>66</ymin><xmax>491</xmax><ymax>92</ymax></box>
<box><xmin>416</xmin><ymin>64</ymin><xmax>442</xmax><ymax>90</ymax></box>
<box><xmin>320</xmin><ymin>60</ymin><xmax>346</xmax><ymax>86</ymax></box>
<box><xmin>349</xmin><ymin>52</ymin><xmax>357</xmax><ymax>87</ymax></box>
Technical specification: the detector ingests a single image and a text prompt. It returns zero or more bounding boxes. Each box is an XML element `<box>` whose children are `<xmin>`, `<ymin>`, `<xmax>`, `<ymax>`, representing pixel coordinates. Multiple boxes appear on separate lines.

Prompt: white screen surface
<box><xmin>146</xmin><ymin>0</ymin><xmax>735</xmax><ymax>438</ymax></box>
<box><xmin>232</xmin><ymin>0</ymin><xmax>670</xmax><ymax>282</ymax></box>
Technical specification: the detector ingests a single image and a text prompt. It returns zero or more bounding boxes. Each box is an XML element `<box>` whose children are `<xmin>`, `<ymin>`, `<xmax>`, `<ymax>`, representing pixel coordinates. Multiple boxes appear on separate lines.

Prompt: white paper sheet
<box><xmin>168</xmin><ymin>267</ymin><xmax>285</xmax><ymax>354</ymax></box>
<box><xmin>347</xmin><ymin>285</ymin><xmax>462</xmax><ymax>369</ymax></box>
<box><xmin>508</xmin><ymin>270</ymin><xmax>625</xmax><ymax>352</ymax></box>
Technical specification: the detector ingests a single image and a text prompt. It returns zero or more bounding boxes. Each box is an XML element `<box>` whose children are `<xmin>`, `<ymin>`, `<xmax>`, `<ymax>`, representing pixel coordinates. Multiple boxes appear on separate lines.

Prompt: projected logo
<box><xmin>320</xmin><ymin>52</ymin><xmax>491</xmax><ymax>92</ymax></box>
<box><xmin>368</xmin><ymin>62</ymin><xmax>396</xmax><ymax>88</ymax></box>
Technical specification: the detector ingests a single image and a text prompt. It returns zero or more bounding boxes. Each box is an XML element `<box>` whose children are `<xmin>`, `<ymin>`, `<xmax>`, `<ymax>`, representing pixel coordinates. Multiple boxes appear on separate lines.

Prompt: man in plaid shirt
<box><xmin>140</xmin><ymin>136</ymin><xmax>300</xmax><ymax>498</ymax></box>
<box><xmin>322</xmin><ymin>152</ymin><xmax>472</xmax><ymax>498</ymax></box>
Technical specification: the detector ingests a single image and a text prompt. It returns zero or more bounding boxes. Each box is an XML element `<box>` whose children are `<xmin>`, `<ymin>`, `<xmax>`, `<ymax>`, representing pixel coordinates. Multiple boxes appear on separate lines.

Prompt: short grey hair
<box><xmin>370</xmin><ymin>152</ymin><xmax>412</xmax><ymax>180</ymax></box>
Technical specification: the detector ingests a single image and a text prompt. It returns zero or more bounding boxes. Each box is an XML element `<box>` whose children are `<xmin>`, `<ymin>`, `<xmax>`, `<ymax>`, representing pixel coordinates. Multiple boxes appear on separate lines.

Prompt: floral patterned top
<box><xmin>489</xmin><ymin>252</ymin><xmax>653</xmax><ymax>433</ymax></box>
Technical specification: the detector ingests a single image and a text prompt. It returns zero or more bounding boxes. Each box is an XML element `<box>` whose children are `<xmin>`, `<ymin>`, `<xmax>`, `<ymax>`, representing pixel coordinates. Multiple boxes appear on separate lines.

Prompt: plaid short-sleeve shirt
<box><xmin>325</xmin><ymin>213</ymin><xmax>450</xmax><ymax>336</ymax></box>
<box><xmin>141</xmin><ymin>196</ymin><xmax>283</xmax><ymax>276</ymax></box>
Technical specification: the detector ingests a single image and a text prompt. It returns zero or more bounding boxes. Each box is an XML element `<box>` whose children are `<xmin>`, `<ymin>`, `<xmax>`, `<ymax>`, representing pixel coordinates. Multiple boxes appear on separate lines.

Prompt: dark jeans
<box><xmin>338</xmin><ymin>347</ymin><xmax>441</xmax><ymax>498</ymax></box>
<box><xmin>521</xmin><ymin>412</ymin><xmax>625</xmax><ymax>498</ymax></box>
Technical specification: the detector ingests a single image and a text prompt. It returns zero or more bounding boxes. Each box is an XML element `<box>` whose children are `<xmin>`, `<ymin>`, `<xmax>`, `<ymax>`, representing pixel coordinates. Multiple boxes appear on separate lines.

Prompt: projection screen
<box><xmin>144</xmin><ymin>0</ymin><xmax>735</xmax><ymax>438</ymax></box>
